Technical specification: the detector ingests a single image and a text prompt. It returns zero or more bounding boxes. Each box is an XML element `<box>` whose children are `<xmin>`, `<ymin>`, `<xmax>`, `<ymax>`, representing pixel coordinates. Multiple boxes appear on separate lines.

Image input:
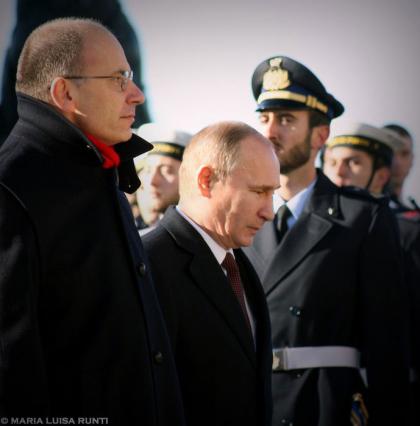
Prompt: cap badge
<box><xmin>263</xmin><ymin>58</ymin><xmax>291</xmax><ymax>91</ymax></box>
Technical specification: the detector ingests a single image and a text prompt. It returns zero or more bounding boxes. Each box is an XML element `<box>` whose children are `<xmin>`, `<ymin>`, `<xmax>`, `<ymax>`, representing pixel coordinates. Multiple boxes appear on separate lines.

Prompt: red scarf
<box><xmin>86</xmin><ymin>133</ymin><xmax>121</xmax><ymax>169</ymax></box>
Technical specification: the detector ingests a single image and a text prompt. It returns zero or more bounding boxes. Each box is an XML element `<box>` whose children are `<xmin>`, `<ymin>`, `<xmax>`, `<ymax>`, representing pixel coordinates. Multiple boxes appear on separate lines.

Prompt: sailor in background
<box><xmin>134</xmin><ymin>123</ymin><xmax>191</xmax><ymax>235</ymax></box>
<box><xmin>382</xmin><ymin>124</ymin><xmax>417</xmax><ymax>213</ymax></box>
<box><xmin>323</xmin><ymin>122</ymin><xmax>420</xmax><ymax>425</ymax></box>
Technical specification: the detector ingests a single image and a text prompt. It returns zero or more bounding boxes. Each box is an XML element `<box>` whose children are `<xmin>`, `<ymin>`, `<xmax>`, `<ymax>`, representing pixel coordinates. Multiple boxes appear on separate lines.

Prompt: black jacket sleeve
<box><xmin>0</xmin><ymin>184</ymin><xmax>49</xmax><ymax>415</ymax></box>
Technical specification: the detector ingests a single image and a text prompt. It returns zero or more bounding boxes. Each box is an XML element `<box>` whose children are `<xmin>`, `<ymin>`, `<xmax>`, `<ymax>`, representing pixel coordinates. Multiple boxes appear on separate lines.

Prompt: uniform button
<box><xmin>289</xmin><ymin>306</ymin><xmax>302</xmax><ymax>316</ymax></box>
<box><xmin>281</xmin><ymin>420</ymin><xmax>293</xmax><ymax>425</ymax></box>
<box><xmin>137</xmin><ymin>262</ymin><xmax>147</xmax><ymax>276</ymax></box>
<box><xmin>153</xmin><ymin>351</ymin><xmax>164</xmax><ymax>364</ymax></box>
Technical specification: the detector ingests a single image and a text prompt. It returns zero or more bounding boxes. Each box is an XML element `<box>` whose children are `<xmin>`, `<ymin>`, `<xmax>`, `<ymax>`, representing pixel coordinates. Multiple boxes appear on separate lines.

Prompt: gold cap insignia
<box><xmin>262</xmin><ymin>58</ymin><xmax>291</xmax><ymax>91</ymax></box>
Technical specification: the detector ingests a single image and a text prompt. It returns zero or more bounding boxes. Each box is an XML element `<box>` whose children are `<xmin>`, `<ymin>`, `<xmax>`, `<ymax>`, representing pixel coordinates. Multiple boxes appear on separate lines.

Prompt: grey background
<box><xmin>1</xmin><ymin>0</ymin><xmax>419</xmax><ymax>202</ymax></box>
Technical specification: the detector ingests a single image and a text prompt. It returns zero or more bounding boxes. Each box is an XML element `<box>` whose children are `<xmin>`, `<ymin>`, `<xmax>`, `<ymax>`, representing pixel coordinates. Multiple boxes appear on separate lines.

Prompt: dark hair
<box><xmin>383</xmin><ymin>124</ymin><xmax>412</xmax><ymax>139</ymax></box>
<box><xmin>309</xmin><ymin>110</ymin><xmax>331</xmax><ymax>128</ymax></box>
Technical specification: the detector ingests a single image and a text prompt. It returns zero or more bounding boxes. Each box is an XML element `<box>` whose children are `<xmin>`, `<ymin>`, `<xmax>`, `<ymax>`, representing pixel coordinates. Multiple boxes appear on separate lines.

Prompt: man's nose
<box><xmin>150</xmin><ymin>169</ymin><xmax>162</xmax><ymax>186</ymax></box>
<box><xmin>128</xmin><ymin>81</ymin><xmax>145</xmax><ymax>105</ymax></box>
<box><xmin>261</xmin><ymin>195</ymin><xmax>276</xmax><ymax>222</ymax></box>
<box><xmin>263</xmin><ymin>117</ymin><xmax>281</xmax><ymax>141</ymax></box>
<box><xmin>336</xmin><ymin>161</ymin><xmax>347</xmax><ymax>177</ymax></box>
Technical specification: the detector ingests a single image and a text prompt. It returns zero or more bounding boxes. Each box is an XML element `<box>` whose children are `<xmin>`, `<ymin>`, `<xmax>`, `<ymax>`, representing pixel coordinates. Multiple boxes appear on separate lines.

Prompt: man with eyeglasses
<box><xmin>244</xmin><ymin>56</ymin><xmax>410</xmax><ymax>426</ymax></box>
<box><xmin>0</xmin><ymin>18</ymin><xmax>185</xmax><ymax>425</ymax></box>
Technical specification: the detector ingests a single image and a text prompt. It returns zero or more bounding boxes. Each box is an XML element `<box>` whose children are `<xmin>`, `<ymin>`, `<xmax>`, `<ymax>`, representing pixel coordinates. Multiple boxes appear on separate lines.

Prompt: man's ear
<box><xmin>197</xmin><ymin>165</ymin><xmax>214</xmax><ymax>197</ymax></box>
<box><xmin>49</xmin><ymin>77</ymin><xmax>78</xmax><ymax>113</ymax></box>
<box><xmin>311</xmin><ymin>124</ymin><xmax>330</xmax><ymax>150</ymax></box>
<box><xmin>371</xmin><ymin>166</ymin><xmax>391</xmax><ymax>193</ymax></box>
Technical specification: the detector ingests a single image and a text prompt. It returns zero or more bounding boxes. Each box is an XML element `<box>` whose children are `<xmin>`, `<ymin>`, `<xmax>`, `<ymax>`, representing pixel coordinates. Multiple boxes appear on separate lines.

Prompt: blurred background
<box><xmin>1</xmin><ymin>0</ymin><xmax>419</xmax><ymax>202</ymax></box>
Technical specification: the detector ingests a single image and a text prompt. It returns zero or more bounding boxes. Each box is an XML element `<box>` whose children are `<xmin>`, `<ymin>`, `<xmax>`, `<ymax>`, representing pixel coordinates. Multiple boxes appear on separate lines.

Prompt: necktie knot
<box><xmin>276</xmin><ymin>204</ymin><xmax>292</xmax><ymax>242</ymax></box>
<box><xmin>221</xmin><ymin>252</ymin><xmax>237</xmax><ymax>274</ymax></box>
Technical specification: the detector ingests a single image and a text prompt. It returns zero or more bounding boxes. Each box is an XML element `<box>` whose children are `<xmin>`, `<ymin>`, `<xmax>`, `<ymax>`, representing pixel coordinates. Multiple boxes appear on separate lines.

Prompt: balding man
<box><xmin>143</xmin><ymin>121</ymin><xmax>279</xmax><ymax>426</ymax></box>
<box><xmin>0</xmin><ymin>18</ymin><xmax>185</xmax><ymax>424</ymax></box>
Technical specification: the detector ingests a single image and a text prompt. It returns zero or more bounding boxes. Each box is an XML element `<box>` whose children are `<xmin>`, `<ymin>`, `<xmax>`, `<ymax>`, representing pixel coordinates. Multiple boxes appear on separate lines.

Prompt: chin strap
<box><xmin>364</xmin><ymin>157</ymin><xmax>377</xmax><ymax>191</ymax></box>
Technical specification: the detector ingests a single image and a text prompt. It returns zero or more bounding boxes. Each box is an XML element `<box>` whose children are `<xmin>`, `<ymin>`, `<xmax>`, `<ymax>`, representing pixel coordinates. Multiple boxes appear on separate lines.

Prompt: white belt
<box><xmin>272</xmin><ymin>346</ymin><xmax>360</xmax><ymax>371</ymax></box>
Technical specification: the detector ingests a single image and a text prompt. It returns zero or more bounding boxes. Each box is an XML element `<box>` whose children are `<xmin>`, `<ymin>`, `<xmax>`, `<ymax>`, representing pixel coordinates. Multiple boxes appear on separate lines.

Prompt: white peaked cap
<box><xmin>136</xmin><ymin>123</ymin><xmax>192</xmax><ymax>148</ymax></box>
<box><xmin>329</xmin><ymin>121</ymin><xmax>404</xmax><ymax>152</ymax></box>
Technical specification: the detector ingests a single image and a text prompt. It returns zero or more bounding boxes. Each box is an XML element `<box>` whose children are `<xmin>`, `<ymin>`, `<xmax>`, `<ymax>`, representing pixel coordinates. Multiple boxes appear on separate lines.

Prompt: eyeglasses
<box><xmin>63</xmin><ymin>70</ymin><xmax>134</xmax><ymax>92</ymax></box>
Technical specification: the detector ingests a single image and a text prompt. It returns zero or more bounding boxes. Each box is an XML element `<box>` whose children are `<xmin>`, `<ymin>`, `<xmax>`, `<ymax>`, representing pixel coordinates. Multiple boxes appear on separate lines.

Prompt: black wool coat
<box><xmin>0</xmin><ymin>94</ymin><xmax>185</xmax><ymax>426</ymax></box>
<box><xmin>397</xmin><ymin>215</ymin><xmax>420</xmax><ymax>367</ymax></box>
<box><xmin>397</xmin><ymin>214</ymin><xmax>420</xmax><ymax>424</ymax></box>
<box><xmin>143</xmin><ymin>207</ymin><xmax>273</xmax><ymax>426</ymax></box>
<box><xmin>244</xmin><ymin>172</ymin><xmax>410</xmax><ymax>426</ymax></box>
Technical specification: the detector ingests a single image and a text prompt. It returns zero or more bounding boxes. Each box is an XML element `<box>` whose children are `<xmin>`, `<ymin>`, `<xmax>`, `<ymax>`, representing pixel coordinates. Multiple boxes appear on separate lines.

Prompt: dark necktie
<box><xmin>276</xmin><ymin>204</ymin><xmax>292</xmax><ymax>243</ymax></box>
<box><xmin>222</xmin><ymin>253</ymin><xmax>251</xmax><ymax>330</ymax></box>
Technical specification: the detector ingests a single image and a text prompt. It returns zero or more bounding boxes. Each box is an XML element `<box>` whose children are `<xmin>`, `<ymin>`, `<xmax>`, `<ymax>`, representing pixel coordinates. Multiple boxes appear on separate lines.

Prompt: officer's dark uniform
<box><xmin>325</xmin><ymin>122</ymin><xmax>420</xmax><ymax>425</ymax></box>
<box><xmin>244</xmin><ymin>56</ymin><xmax>410</xmax><ymax>426</ymax></box>
<box><xmin>397</xmin><ymin>212</ymin><xmax>420</xmax><ymax>424</ymax></box>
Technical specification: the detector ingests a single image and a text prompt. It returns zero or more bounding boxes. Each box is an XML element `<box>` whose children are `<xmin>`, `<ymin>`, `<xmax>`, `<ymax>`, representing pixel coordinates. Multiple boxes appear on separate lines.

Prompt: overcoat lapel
<box><xmin>262</xmin><ymin>212</ymin><xmax>333</xmax><ymax>293</ymax></box>
<box><xmin>161</xmin><ymin>207</ymin><xmax>256</xmax><ymax>367</ymax></box>
<box><xmin>262</xmin><ymin>173</ymin><xmax>341</xmax><ymax>294</ymax></box>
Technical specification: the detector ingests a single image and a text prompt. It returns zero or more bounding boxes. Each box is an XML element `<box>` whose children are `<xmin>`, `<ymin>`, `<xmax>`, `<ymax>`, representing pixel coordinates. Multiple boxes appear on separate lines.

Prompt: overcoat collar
<box><xmin>160</xmin><ymin>206</ymin><xmax>257</xmax><ymax>367</ymax></box>
<box><xmin>16</xmin><ymin>93</ymin><xmax>153</xmax><ymax>192</ymax></box>
<box><xmin>262</xmin><ymin>171</ymin><xmax>341</xmax><ymax>294</ymax></box>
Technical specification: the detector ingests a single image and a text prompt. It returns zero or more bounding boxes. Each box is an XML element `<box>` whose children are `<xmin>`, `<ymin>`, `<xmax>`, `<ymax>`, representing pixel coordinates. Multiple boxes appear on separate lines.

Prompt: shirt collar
<box><xmin>273</xmin><ymin>177</ymin><xmax>317</xmax><ymax>220</ymax></box>
<box><xmin>176</xmin><ymin>206</ymin><xmax>233</xmax><ymax>264</ymax></box>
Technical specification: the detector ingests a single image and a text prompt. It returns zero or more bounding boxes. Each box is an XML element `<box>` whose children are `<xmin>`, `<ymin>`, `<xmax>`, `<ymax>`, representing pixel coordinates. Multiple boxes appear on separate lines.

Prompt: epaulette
<box><xmin>339</xmin><ymin>185</ymin><xmax>388</xmax><ymax>204</ymax></box>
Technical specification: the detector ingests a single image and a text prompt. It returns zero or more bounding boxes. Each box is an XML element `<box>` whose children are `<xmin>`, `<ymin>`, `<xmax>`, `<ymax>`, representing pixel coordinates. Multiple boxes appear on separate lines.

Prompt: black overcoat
<box><xmin>143</xmin><ymin>207</ymin><xmax>273</xmax><ymax>426</ymax></box>
<box><xmin>398</xmin><ymin>215</ymin><xmax>420</xmax><ymax>369</ymax></box>
<box><xmin>0</xmin><ymin>94</ymin><xmax>185</xmax><ymax>425</ymax></box>
<box><xmin>244</xmin><ymin>172</ymin><xmax>410</xmax><ymax>426</ymax></box>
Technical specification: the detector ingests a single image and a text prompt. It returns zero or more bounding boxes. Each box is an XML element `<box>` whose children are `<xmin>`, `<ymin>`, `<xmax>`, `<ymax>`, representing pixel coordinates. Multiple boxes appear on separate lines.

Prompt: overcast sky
<box><xmin>1</xmin><ymin>0</ymin><xmax>419</xmax><ymax>201</ymax></box>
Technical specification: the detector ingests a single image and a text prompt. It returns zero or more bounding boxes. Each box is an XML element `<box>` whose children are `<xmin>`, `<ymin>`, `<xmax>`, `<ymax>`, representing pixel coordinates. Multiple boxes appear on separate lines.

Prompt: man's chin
<box><xmin>100</xmin><ymin>131</ymin><xmax>132</xmax><ymax>145</ymax></box>
<box><xmin>114</xmin><ymin>129</ymin><xmax>133</xmax><ymax>144</ymax></box>
<box><xmin>239</xmin><ymin>236</ymin><xmax>254</xmax><ymax>248</ymax></box>
<box><xmin>150</xmin><ymin>203</ymin><xmax>167</xmax><ymax>213</ymax></box>
<box><xmin>280</xmin><ymin>161</ymin><xmax>310</xmax><ymax>175</ymax></box>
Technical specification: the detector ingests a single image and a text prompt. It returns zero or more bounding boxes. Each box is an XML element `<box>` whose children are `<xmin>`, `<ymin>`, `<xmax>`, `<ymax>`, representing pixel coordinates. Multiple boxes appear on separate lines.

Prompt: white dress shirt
<box><xmin>273</xmin><ymin>177</ymin><xmax>317</xmax><ymax>229</ymax></box>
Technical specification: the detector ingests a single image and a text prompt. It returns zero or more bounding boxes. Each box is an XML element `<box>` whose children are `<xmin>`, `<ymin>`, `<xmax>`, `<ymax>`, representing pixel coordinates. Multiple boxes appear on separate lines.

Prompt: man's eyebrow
<box><xmin>330</xmin><ymin>155</ymin><xmax>360</xmax><ymax>163</ymax></box>
<box><xmin>274</xmin><ymin>111</ymin><xmax>295</xmax><ymax>118</ymax></box>
<box><xmin>249</xmin><ymin>184</ymin><xmax>280</xmax><ymax>191</ymax></box>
